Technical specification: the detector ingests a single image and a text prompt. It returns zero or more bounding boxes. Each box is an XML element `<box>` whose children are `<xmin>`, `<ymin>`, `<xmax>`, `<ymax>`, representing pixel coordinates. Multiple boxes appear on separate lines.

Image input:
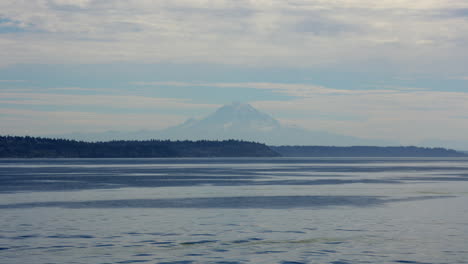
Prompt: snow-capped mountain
<box><xmin>52</xmin><ymin>102</ymin><xmax>394</xmax><ymax>146</ymax></box>
<box><xmin>200</xmin><ymin>102</ymin><xmax>281</xmax><ymax>132</ymax></box>
<box><xmin>161</xmin><ymin>102</ymin><xmax>281</xmax><ymax>136</ymax></box>
<box><xmin>157</xmin><ymin>102</ymin><xmax>393</xmax><ymax>146</ymax></box>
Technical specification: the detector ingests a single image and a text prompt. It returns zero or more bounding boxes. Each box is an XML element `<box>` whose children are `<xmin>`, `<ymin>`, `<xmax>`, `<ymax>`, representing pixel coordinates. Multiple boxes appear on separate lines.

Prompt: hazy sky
<box><xmin>1</xmin><ymin>0</ymin><xmax>468</xmax><ymax>145</ymax></box>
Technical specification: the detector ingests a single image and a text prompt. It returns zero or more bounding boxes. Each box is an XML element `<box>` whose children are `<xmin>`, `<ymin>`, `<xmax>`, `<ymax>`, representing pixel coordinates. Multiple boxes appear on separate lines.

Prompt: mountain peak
<box><xmin>52</xmin><ymin>101</ymin><xmax>396</xmax><ymax>146</ymax></box>
<box><xmin>217</xmin><ymin>102</ymin><xmax>258</xmax><ymax>114</ymax></box>
<box><xmin>205</xmin><ymin>102</ymin><xmax>279</xmax><ymax>127</ymax></box>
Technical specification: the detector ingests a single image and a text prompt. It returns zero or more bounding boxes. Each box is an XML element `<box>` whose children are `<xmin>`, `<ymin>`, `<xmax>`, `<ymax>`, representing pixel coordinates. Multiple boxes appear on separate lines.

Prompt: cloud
<box><xmin>44</xmin><ymin>87</ymin><xmax>103</xmax><ymax>91</ymax></box>
<box><xmin>0</xmin><ymin>108</ymin><xmax>185</xmax><ymax>135</ymax></box>
<box><xmin>0</xmin><ymin>0</ymin><xmax>467</xmax><ymax>73</ymax></box>
<box><xmin>0</xmin><ymin>87</ymin><xmax>221</xmax><ymax>135</ymax></box>
<box><xmin>0</xmin><ymin>79</ymin><xmax>26</xmax><ymax>82</ymax></box>
<box><xmin>432</xmin><ymin>8</ymin><xmax>468</xmax><ymax>19</ymax></box>
<box><xmin>133</xmin><ymin>81</ymin><xmax>397</xmax><ymax>96</ymax></box>
<box><xmin>0</xmin><ymin>91</ymin><xmax>219</xmax><ymax>110</ymax></box>
<box><xmin>0</xmin><ymin>17</ymin><xmax>30</xmax><ymax>34</ymax></box>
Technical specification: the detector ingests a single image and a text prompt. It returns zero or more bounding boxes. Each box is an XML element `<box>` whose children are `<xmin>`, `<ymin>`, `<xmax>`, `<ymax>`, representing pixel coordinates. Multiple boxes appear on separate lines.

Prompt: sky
<box><xmin>1</xmin><ymin>0</ymin><xmax>468</xmax><ymax>146</ymax></box>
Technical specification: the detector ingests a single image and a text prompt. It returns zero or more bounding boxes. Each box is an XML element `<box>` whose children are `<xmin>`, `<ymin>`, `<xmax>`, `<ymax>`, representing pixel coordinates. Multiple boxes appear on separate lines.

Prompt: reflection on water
<box><xmin>1</xmin><ymin>158</ymin><xmax>468</xmax><ymax>264</ymax></box>
<box><xmin>0</xmin><ymin>195</ymin><xmax>455</xmax><ymax>210</ymax></box>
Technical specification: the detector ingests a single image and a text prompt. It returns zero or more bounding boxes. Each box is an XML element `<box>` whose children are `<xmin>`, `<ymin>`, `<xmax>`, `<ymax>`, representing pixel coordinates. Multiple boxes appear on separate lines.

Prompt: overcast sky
<box><xmin>1</xmin><ymin>0</ymin><xmax>468</xmax><ymax>145</ymax></box>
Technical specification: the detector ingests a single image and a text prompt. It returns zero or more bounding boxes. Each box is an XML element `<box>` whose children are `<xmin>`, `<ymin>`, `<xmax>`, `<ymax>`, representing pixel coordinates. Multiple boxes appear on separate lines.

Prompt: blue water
<box><xmin>1</xmin><ymin>158</ymin><xmax>468</xmax><ymax>263</ymax></box>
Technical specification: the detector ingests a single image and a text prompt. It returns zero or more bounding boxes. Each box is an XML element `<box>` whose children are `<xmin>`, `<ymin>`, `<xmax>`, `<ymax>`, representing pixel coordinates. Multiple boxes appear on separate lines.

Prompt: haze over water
<box><xmin>1</xmin><ymin>158</ymin><xmax>468</xmax><ymax>263</ymax></box>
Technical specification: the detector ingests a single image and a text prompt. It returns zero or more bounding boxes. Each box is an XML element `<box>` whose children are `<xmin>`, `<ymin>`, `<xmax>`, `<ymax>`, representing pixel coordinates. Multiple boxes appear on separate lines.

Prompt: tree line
<box><xmin>0</xmin><ymin>136</ymin><xmax>280</xmax><ymax>158</ymax></box>
<box><xmin>271</xmin><ymin>145</ymin><xmax>466</xmax><ymax>157</ymax></box>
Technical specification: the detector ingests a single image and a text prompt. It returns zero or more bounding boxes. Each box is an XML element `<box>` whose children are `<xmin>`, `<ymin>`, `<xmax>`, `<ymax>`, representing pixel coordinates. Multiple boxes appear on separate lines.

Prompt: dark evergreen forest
<box><xmin>0</xmin><ymin>136</ymin><xmax>279</xmax><ymax>158</ymax></box>
<box><xmin>1</xmin><ymin>136</ymin><xmax>465</xmax><ymax>158</ymax></box>
<box><xmin>271</xmin><ymin>145</ymin><xmax>466</xmax><ymax>157</ymax></box>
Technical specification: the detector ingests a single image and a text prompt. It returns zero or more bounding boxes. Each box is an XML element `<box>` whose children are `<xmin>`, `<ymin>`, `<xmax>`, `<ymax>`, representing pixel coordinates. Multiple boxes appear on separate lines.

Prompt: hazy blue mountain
<box><xmin>156</xmin><ymin>102</ymin><xmax>394</xmax><ymax>146</ymax></box>
<box><xmin>419</xmin><ymin>139</ymin><xmax>468</xmax><ymax>152</ymax></box>
<box><xmin>52</xmin><ymin>102</ymin><xmax>395</xmax><ymax>146</ymax></box>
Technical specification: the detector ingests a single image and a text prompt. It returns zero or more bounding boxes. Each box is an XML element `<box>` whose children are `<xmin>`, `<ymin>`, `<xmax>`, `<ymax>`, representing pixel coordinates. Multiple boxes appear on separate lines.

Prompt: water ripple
<box><xmin>1</xmin><ymin>195</ymin><xmax>453</xmax><ymax>209</ymax></box>
<box><xmin>180</xmin><ymin>240</ymin><xmax>218</xmax><ymax>245</ymax></box>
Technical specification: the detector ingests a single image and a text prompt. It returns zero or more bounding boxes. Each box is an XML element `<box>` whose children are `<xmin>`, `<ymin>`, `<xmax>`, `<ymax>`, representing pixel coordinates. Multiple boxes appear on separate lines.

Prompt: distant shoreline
<box><xmin>0</xmin><ymin>136</ymin><xmax>279</xmax><ymax>158</ymax></box>
<box><xmin>271</xmin><ymin>145</ymin><xmax>467</xmax><ymax>157</ymax></box>
<box><xmin>1</xmin><ymin>136</ymin><xmax>466</xmax><ymax>158</ymax></box>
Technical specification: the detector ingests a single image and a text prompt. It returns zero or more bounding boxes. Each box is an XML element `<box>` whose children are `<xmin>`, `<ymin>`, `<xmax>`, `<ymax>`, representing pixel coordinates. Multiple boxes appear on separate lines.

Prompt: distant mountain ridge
<box><xmin>52</xmin><ymin>102</ymin><xmax>394</xmax><ymax>146</ymax></box>
<box><xmin>418</xmin><ymin>139</ymin><xmax>468</xmax><ymax>152</ymax></box>
<box><xmin>272</xmin><ymin>146</ymin><xmax>467</xmax><ymax>157</ymax></box>
<box><xmin>159</xmin><ymin>102</ymin><xmax>283</xmax><ymax>142</ymax></box>
<box><xmin>154</xmin><ymin>102</ymin><xmax>395</xmax><ymax>146</ymax></box>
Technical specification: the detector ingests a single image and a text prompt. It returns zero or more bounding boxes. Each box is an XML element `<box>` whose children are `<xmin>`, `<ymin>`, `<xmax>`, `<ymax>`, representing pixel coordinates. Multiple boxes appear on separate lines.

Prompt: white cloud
<box><xmin>0</xmin><ymin>80</ymin><xmax>26</xmax><ymax>83</ymax></box>
<box><xmin>0</xmin><ymin>108</ymin><xmax>185</xmax><ymax>135</ymax></box>
<box><xmin>0</xmin><ymin>90</ymin><xmax>220</xmax><ymax>135</ymax></box>
<box><xmin>0</xmin><ymin>92</ymin><xmax>219</xmax><ymax>109</ymax></box>
<box><xmin>0</xmin><ymin>0</ymin><xmax>467</xmax><ymax>74</ymax></box>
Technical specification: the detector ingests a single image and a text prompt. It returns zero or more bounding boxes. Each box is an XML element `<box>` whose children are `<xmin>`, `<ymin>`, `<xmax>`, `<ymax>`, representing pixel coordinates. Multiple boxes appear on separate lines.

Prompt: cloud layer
<box><xmin>0</xmin><ymin>88</ymin><xmax>218</xmax><ymax>135</ymax></box>
<box><xmin>1</xmin><ymin>0</ymin><xmax>468</xmax><ymax>74</ymax></box>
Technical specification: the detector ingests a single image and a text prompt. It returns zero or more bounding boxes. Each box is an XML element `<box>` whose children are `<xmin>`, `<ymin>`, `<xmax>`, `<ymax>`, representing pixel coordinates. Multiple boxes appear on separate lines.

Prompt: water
<box><xmin>1</xmin><ymin>157</ymin><xmax>468</xmax><ymax>264</ymax></box>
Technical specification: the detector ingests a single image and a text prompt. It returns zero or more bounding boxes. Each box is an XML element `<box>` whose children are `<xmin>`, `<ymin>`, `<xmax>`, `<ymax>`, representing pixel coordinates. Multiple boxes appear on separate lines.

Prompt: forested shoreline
<box><xmin>271</xmin><ymin>145</ymin><xmax>467</xmax><ymax>157</ymax></box>
<box><xmin>1</xmin><ymin>136</ymin><xmax>466</xmax><ymax>158</ymax></box>
<box><xmin>0</xmin><ymin>136</ymin><xmax>279</xmax><ymax>158</ymax></box>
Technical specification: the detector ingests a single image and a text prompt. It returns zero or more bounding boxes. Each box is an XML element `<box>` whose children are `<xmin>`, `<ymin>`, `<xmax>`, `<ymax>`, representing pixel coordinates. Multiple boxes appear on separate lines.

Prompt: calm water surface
<box><xmin>1</xmin><ymin>158</ymin><xmax>468</xmax><ymax>264</ymax></box>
